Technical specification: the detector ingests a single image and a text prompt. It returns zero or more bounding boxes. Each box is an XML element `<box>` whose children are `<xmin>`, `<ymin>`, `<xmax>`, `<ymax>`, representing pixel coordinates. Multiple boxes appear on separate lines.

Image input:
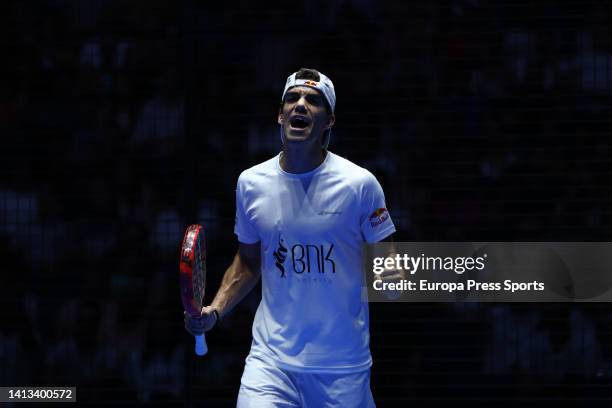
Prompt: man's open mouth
<box><xmin>290</xmin><ymin>117</ymin><xmax>310</xmax><ymax>130</ymax></box>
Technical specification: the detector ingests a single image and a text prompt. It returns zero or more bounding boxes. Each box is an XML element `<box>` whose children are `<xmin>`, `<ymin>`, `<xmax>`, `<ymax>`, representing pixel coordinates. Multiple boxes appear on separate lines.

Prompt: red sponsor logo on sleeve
<box><xmin>369</xmin><ymin>208</ymin><xmax>389</xmax><ymax>227</ymax></box>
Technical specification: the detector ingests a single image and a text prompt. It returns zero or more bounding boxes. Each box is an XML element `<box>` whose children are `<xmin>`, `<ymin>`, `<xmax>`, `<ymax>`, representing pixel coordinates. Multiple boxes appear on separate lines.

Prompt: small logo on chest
<box><xmin>318</xmin><ymin>210</ymin><xmax>342</xmax><ymax>216</ymax></box>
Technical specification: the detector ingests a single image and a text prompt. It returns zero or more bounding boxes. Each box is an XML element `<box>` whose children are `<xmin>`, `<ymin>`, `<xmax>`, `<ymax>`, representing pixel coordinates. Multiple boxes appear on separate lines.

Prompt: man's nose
<box><xmin>295</xmin><ymin>97</ymin><xmax>307</xmax><ymax>113</ymax></box>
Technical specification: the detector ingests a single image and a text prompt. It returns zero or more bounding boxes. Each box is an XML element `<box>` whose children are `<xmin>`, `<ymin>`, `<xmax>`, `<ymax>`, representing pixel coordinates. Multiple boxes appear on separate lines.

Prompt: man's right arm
<box><xmin>210</xmin><ymin>241</ymin><xmax>261</xmax><ymax>319</ymax></box>
<box><xmin>184</xmin><ymin>241</ymin><xmax>261</xmax><ymax>335</ymax></box>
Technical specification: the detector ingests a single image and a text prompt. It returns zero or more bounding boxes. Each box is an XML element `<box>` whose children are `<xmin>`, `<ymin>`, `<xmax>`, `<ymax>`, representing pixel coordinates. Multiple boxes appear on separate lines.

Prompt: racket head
<box><xmin>179</xmin><ymin>224</ymin><xmax>206</xmax><ymax>317</ymax></box>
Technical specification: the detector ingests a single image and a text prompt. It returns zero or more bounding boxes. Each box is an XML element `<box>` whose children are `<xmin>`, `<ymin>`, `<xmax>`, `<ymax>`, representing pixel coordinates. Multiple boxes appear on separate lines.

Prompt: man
<box><xmin>185</xmin><ymin>68</ymin><xmax>395</xmax><ymax>407</ymax></box>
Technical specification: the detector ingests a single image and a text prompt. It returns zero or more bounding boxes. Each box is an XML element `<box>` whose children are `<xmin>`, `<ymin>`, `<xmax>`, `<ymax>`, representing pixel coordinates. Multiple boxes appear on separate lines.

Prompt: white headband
<box><xmin>281</xmin><ymin>71</ymin><xmax>336</xmax><ymax>112</ymax></box>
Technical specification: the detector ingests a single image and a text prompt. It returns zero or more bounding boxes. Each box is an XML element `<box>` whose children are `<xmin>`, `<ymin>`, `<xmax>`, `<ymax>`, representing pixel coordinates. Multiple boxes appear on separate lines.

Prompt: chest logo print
<box><xmin>272</xmin><ymin>234</ymin><xmax>336</xmax><ymax>278</ymax></box>
<box><xmin>273</xmin><ymin>235</ymin><xmax>288</xmax><ymax>277</ymax></box>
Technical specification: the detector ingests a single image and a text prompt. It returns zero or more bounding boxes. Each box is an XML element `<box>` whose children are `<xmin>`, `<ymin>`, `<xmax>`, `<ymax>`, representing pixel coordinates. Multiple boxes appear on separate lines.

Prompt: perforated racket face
<box><xmin>192</xmin><ymin>231</ymin><xmax>206</xmax><ymax>307</ymax></box>
<box><xmin>180</xmin><ymin>224</ymin><xmax>206</xmax><ymax>316</ymax></box>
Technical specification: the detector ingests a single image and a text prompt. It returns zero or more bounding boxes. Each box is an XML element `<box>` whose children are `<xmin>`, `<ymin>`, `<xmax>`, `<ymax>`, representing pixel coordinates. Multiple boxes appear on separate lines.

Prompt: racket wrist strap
<box><xmin>213</xmin><ymin>309</ymin><xmax>221</xmax><ymax>325</ymax></box>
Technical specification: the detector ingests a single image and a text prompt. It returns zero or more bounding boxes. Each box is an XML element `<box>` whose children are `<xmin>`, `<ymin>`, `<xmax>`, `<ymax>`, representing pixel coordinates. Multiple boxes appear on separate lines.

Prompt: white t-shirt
<box><xmin>234</xmin><ymin>151</ymin><xmax>395</xmax><ymax>373</ymax></box>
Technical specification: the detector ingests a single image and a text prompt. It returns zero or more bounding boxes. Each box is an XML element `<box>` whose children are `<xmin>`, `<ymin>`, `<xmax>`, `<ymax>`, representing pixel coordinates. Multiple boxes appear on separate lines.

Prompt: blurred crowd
<box><xmin>1</xmin><ymin>0</ymin><xmax>612</xmax><ymax>403</ymax></box>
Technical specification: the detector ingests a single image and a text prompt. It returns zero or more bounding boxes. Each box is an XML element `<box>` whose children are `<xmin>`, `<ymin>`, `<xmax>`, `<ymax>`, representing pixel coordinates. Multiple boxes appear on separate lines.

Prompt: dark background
<box><xmin>2</xmin><ymin>0</ymin><xmax>612</xmax><ymax>406</ymax></box>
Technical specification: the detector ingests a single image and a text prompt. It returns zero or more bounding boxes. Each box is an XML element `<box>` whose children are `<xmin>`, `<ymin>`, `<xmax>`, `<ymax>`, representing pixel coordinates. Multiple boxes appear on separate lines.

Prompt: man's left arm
<box><xmin>376</xmin><ymin>233</ymin><xmax>406</xmax><ymax>282</ymax></box>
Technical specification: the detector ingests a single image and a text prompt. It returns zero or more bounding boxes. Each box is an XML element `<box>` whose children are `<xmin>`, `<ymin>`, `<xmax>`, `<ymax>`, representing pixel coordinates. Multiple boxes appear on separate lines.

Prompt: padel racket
<box><xmin>180</xmin><ymin>224</ymin><xmax>208</xmax><ymax>356</ymax></box>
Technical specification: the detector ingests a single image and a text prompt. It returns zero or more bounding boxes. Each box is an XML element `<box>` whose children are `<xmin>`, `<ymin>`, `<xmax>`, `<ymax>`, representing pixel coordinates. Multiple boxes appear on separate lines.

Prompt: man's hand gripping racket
<box><xmin>180</xmin><ymin>224</ymin><xmax>217</xmax><ymax>356</ymax></box>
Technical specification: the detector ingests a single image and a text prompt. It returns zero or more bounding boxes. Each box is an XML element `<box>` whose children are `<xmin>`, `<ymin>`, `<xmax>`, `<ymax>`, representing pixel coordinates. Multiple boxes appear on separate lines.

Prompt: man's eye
<box><xmin>306</xmin><ymin>96</ymin><xmax>322</xmax><ymax>105</ymax></box>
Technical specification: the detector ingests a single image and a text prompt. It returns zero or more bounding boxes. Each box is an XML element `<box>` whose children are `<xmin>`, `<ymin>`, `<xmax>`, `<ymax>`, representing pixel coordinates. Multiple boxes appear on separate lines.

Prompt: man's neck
<box><xmin>280</xmin><ymin>144</ymin><xmax>327</xmax><ymax>174</ymax></box>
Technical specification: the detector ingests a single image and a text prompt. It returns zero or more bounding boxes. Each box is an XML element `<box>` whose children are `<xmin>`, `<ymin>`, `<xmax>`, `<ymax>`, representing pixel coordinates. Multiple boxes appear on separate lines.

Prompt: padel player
<box><xmin>185</xmin><ymin>68</ymin><xmax>395</xmax><ymax>407</ymax></box>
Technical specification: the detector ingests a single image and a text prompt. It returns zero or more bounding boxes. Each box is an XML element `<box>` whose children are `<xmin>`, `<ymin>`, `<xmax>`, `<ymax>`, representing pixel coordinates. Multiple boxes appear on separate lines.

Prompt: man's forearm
<box><xmin>210</xmin><ymin>253</ymin><xmax>260</xmax><ymax>319</ymax></box>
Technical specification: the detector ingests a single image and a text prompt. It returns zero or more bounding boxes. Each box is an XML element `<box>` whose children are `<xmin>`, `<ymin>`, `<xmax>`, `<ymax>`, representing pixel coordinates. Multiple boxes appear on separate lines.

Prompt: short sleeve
<box><xmin>359</xmin><ymin>174</ymin><xmax>396</xmax><ymax>243</ymax></box>
<box><xmin>234</xmin><ymin>176</ymin><xmax>260</xmax><ymax>244</ymax></box>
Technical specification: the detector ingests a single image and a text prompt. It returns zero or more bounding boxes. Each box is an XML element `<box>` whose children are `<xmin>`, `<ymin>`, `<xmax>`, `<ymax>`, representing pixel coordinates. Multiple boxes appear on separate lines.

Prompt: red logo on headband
<box><xmin>304</xmin><ymin>80</ymin><xmax>318</xmax><ymax>86</ymax></box>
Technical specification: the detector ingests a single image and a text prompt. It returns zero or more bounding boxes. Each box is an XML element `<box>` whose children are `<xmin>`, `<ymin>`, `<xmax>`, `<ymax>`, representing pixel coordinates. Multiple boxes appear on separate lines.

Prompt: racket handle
<box><xmin>195</xmin><ymin>333</ymin><xmax>208</xmax><ymax>356</ymax></box>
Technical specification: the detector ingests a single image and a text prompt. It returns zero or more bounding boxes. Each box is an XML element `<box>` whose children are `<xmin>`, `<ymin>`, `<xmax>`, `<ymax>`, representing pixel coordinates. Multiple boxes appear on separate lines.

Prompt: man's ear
<box><xmin>325</xmin><ymin>114</ymin><xmax>336</xmax><ymax>129</ymax></box>
<box><xmin>278</xmin><ymin>109</ymin><xmax>284</xmax><ymax>125</ymax></box>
